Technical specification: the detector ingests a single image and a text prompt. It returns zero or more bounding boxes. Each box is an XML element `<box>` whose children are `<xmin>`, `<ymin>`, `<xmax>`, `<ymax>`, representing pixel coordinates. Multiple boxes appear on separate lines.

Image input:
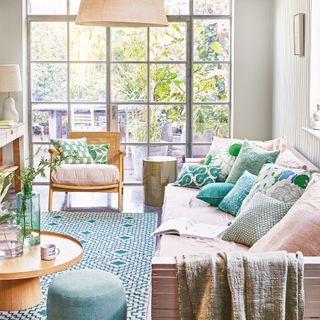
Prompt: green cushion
<box><xmin>197</xmin><ymin>183</ymin><xmax>234</xmax><ymax>206</ymax></box>
<box><xmin>226</xmin><ymin>140</ymin><xmax>280</xmax><ymax>184</ymax></box>
<box><xmin>88</xmin><ymin>144</ymin><xmax>109</xmax><ymax>164</ymax></box>
<box><xmin>218</xmin><ymin>171</ymin><xmax>257</xmax><ymax>216</ymax></box>
<box><xmin>222</xmin><ymin>192</ymin><xmax>293</xmax><ymax>246</ymax></box>
<box><xmin>47</xmin><ymin>270</ymin><xmax>127</xmax><ymax>320</ymax></box>
<box><xmin>51</xmin><ymin>138</ymin><xmax>93</xmax><ymax>164</ymax></box>
<box><xmin>175</xmin><ymin>164</ymin><xmax>220</xmax><ymax>188</ymax></box>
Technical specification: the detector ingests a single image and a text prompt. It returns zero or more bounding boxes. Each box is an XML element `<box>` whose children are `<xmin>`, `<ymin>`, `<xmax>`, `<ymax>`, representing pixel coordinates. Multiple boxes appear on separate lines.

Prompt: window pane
<box><xmin>124</xmin><ymin>145</ymin><xmax>148</xmax><ymax>183</ymax></box>
<box><xmin>150</xmin><ymin>105</ymin><xmax>186</xmax><ymax>143</ymax></box>
<box><xmin>33</xmin><ymin>145</ymin><xmax>50</xmax><ymax>183</ymax></box>
<box><xmin>193</xmin><ymin>0</ymin><xmax>230</xmax><ymax>15</ymax></box>
<box><xmin>112</xmin><ymin>64</ymin><xmax>147</xmax><ymax>102</ymax></box>
<box><xmin>164</xmin><ymin>0</ymin><xmax>189</xmax><ymax>15</ymax></box>
<box><xmin>112</xmin><ymin>105</ymin><xmax>148</xmax><ymax>143</ymax></box>
<box><xmin>192</xmin><ymin>144</ymin><xmax>211</xmax><ymax>157</ymax></box>
<box><xmin>70</xmin><ymin>63</ymin><xmax>106</xmax><ymax>102</ymax></box>
<box><xmin>150</xmin><ymin>64</ymin><xmax>186</xmax><ymax>102</ymax></box>
<box><xmin>193</xmin><ymin>105</ymin><xmax>229</xmax><ymax>142</ymax></box>
<box><xmin>193</xmin><ymin>63</ymin><xmax>229</xmax><ymax>102</ymax></box>
<box><xmin>28</xmin><ymin>0</ymin><xmax>67</xmax><ymax>14</ymax></box>
<box><xmin>111</xmin><ymin>29</ymin><xmax>147</xmax><ymax>61</ymax></box>
<box><xmin>71</xmin><ymin>105</ymin><xmax>106</xmax><ymax>131</ymax></box>
<box><xmin>70</xmin><ymin>0</ymin><xmax>81</xmax><ymax>14</ymax></box>
<box><xmin>70</xmin><ymin>23</ymin><xmax>106</xmax><ymax>61</ymax></box>
<box><xmin>31</xmin><ymin>22</ymin><xmax>67</xmax><ymax>61</ymax></box>
<box><xmin>194</xmin><ymin>20</ymin><xmax>230</xmax><ymax>61</ymax></box>
<box><xmin>31</xmin><ymin>63</ymin><xmax>67</xmax><ymax>102</ymax></box>
<box><xmin>150</xmin><ymin>23</ymin><xmax>186</xmax><ymax>61</ymax></box>
<box><xmin>32</xmin><ymin>104</ymin><xmax>68</xmax><ymax>142</ymax></box>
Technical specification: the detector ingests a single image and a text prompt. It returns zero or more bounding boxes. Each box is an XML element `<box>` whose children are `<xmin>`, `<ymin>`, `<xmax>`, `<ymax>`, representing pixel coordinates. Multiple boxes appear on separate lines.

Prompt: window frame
<box><xmin>27</xmin><ymin>0</ymin><xmax>233</xmax><ymax>184</ymax></box>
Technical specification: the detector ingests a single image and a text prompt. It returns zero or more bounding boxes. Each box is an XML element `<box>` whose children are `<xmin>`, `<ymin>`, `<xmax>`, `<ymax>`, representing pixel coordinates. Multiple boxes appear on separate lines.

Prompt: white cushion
<box><xmin>53</xmin><ymin>164</ymin><xmax>119</xmax><ymax>186</ymax></box>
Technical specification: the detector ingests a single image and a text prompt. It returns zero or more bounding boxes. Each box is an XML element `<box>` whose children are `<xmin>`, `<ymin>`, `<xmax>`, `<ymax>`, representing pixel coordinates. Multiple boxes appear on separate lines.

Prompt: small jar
<box><xmin>0</xmin><ymin>223</ymin><xmax>24</xmax><ymax>259</ymax></box>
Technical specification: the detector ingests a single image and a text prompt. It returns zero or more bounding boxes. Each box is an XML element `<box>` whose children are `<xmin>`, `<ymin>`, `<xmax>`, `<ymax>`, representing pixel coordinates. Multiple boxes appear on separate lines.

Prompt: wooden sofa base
<box><xmin>152</xmin><ymin>257</ymin><xmax>320</xmax><ymax>319</ymax></box>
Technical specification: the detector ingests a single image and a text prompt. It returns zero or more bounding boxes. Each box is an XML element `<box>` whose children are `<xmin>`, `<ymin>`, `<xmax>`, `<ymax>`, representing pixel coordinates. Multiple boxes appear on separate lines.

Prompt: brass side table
<box><xmin>143</xmin><ymin>156</ymin><xmax>177</xmax><ymax>207</ymax></box>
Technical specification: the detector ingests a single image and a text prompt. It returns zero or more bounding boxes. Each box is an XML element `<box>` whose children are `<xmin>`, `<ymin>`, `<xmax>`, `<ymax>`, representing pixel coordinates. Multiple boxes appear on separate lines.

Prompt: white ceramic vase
<box><xmin>2</xmin><ymin>96</ymin><xmax>19</xmax><ymax>122</ymax></box>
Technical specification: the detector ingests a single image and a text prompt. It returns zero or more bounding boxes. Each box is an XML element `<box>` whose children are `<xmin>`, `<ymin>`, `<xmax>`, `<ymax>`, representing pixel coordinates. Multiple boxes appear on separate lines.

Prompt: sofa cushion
<box><xmin>196</xmin><ymin>183</ymin><xmax>234</xmax><ymax>206</ymax></box>
<box><xmin>218</xmin><ymin>171</ymin><xmax>257</xmax><ymax>216</ymax></box>
<box><xmin>226</xmin><ymin>141</ymin><xmax>280</xmax><ymax>184</ymax></box>
<box><xmin>250</xmin><ymin>179</ymin><xmax>320</xmax><ymax>256</ymax></box>
<box><xmin>53</xmin><ymin>164</ymin><xmax>119</xmax><ymax>186</ymax></box>
<box><xmin>222</xmin><ymin>193</ymin><xmax>293</xmax><ymax>246</ymax></box>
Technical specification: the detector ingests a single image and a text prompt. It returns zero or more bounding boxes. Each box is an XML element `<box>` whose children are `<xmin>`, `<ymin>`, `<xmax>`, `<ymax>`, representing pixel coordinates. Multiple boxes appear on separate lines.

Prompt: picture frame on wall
<box><xmin>294</xmin><ymin>13</ymin><xmax>305</xmax><ymax>56</ymax></box>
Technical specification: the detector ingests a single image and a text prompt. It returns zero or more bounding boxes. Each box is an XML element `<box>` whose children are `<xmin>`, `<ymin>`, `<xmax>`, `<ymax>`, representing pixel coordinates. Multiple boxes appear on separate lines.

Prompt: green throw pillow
<box><xmin>226</xmin><ymin>140</ymin><xmax>280</xmax><ymax>184</ymax></box>
<box><xmin>51</xmin><ymin>138</ymin><xmax>93</xmax><ymax>164</ymax></box>
<box><xmin>222</xmin><ymin>192</ymin><xmax>293</xmax><ymax>246</ymax></box>
<box><xmin>88</xmin><ymin>144</ymin><xmax>109</xmax><ymax>164</ymax></box>
<box><xmin>197</xmin><ymin>183</ymin><xmax>234</xmax><ymax>206</ymax></box>
<box><xmin>175</xmin><ymin>164</ymin><xmax>220</xmax><ymax>189</ymax></box>
<box><xmin>218</xmin><ymin>171</ymin><xmax>257</xmax><ymax>216</ymax></box>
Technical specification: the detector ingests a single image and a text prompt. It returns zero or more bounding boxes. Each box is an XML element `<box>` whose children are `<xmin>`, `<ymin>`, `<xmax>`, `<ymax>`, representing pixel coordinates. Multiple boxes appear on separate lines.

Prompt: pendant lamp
<box><xmin>76</xmin><ymin>0</ymin><xmax>169</xmax><ymax>27</ymax></box>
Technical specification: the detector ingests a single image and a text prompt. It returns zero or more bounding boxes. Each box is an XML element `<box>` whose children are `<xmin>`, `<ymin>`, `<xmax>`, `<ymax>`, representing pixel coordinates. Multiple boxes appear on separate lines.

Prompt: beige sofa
<box><xmin>151</xmin><ymin>149</ymin><xmax>320</xmax><ymax>319</ymax></box>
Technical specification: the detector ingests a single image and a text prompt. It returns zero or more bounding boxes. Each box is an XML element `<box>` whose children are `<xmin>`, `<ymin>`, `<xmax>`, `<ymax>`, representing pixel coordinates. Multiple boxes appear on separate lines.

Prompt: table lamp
<box><xmin>0</xmin><ymin>64</ymin><xmax>22</xmax><ymax>122</ymax></box>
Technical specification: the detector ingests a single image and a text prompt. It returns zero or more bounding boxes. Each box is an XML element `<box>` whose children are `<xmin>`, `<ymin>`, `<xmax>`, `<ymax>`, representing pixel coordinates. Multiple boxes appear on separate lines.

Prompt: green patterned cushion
<box><xmin>241</xmin><ymin>163</ymin><xmax>311</xmax><ymax>210</ymax></box>
<box><xmin>218</xmin><ymin>171</ymin><xmax>257</xmax><ymax>216</ymax></box>
<box><xmin>226</xmin><ymin>140</ymin><xmax>280</xmax><ymax>184</ymax></box>
<box><xmin>88</xmin><ymin>144</ymin><xmax>109</xmax><ymax>164</ymax></box>
<box><xmin>204</xmin><ymin>137</ymin><xmax>243</xmax><ymax>181</ymax></box>
<box><xmin>175</xmin><ymin>164</ymin><xmax>220</xmax><ymax>188</ymax></box>
<box><xmin>222</xmin><ymin>192</ymin><xmax>294</xmax><ymax>246</ymax></box>
<box><xmin>196</xmin><ymin>183</ymin><xmax>234</xmax><ymax>206</ymax></box>
<box><xmin>51</xmin><ymin>138</ymin><xmax>93</xmax><ymax>164</ymax></box>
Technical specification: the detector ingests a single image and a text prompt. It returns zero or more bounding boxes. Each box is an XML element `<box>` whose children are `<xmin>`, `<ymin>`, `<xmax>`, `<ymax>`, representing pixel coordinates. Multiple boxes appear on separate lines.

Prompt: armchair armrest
<box><xmin>49</xmin><ymin>147</ymin><xmax>61</xmax><ymax>157</ymax></box>
<box><xmin>118</xmin><ymin>150</ymin><xmax>126</xmax><ymax>157</ymax></box>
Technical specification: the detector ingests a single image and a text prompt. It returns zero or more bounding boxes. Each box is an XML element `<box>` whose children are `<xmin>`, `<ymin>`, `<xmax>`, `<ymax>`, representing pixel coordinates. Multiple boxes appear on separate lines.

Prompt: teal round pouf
<box><xmin>47</xmin><ymin>270</ymin><xmax>127</xmax><ymax>320</ymax></box>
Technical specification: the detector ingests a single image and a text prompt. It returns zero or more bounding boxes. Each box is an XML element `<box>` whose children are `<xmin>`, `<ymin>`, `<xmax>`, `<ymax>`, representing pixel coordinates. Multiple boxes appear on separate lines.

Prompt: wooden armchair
<box><xmin>48</xmin><ymin>132</ymin><xmax>125</xmax><ymax>212</ymax></box>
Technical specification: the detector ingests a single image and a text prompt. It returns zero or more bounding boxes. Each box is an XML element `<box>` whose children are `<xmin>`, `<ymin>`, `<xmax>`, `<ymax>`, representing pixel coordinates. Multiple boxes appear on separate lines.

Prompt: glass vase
<box><xmin>0</xmin><ymin>222</ymin><xmax>24</xmax><ymax>259</ymax></box>
<box><xmin>16</xmin><ymin>182</ymin><xmax>40</xmax><ymax>247</ymax></box>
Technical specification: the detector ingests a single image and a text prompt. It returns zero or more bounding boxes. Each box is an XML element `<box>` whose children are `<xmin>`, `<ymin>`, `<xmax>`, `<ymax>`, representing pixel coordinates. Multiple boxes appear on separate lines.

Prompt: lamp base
<box><xmin>2</xmin><ymin>97</ymin><xmax>19</xmax><ymax>122</ymax></box>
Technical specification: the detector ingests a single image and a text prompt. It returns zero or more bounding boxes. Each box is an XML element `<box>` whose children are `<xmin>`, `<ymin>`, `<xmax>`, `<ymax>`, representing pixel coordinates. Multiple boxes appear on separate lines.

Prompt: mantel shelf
<box><xmin>302</xmin><ymin>127</ymin><xmax>320</xmax><ymax>140</ymax></box>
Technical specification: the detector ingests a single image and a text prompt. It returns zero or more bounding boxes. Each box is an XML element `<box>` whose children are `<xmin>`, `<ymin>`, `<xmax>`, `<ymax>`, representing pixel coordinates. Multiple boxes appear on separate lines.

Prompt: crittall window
<box><xmin>28</xmin><ymin>0</ymin><xmax>232</xmax><ymax>183</ymax></box>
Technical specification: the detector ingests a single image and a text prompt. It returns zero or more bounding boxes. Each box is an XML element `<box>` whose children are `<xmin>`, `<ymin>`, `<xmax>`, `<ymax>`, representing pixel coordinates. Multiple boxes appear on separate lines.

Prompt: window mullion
<box><xmin>106</xmin><ymin>27</ymin><xmax>111</xmax><ymax>132</ymax></box>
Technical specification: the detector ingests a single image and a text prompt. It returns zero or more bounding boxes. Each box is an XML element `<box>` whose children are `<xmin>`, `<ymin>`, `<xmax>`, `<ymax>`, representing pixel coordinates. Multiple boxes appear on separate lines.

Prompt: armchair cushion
<box><xmin>52</xmin><ymin>164</ymin><xmax>119</xmax><ymax>186</ymax></box>
<box><xmin>88</xmin><ymin>144</ymin><xmax>109</xmax><ymax>164</ymax></box>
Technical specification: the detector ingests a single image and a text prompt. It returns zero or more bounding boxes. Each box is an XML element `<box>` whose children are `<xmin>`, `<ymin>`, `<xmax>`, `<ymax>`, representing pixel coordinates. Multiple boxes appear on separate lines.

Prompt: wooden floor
<box><xmin>8</xmin><ymin>185</ymin><xmax>161</xmax><ymax>214</ymax></box>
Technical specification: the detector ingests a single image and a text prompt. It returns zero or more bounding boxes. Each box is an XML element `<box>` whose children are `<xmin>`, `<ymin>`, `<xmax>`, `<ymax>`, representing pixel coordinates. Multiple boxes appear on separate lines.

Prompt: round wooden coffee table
<box><xmin>0</xmin><ymin>231</ymin><xmax>83</xmax><ymax>311</ymax></box>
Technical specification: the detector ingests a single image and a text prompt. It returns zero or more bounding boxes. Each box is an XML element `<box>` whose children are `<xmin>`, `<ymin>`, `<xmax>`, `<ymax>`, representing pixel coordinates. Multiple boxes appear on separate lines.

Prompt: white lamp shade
<box><xmin>76</xmin><ymin>0</ymin><xmax>169</xmax><ymax>27</ymax></box>
<box><xmin>0</xmin><ymin>64</ymin><xmax>22</xmax><ymax>93</ymax></box>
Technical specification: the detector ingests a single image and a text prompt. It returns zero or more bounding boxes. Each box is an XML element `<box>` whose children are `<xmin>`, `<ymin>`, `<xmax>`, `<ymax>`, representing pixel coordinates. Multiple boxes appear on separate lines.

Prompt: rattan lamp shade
<box><xmin>76</xmin><ymin>0</ymin><xmax>169</xmax><ymax>27</ymax></box>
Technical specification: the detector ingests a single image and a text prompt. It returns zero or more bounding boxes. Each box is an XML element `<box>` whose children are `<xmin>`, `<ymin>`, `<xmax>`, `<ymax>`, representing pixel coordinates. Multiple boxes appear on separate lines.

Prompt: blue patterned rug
<box><xmin>0</xmin><ymin>211</ymin><xmax>158</xmax><ymax>320</ymax></box>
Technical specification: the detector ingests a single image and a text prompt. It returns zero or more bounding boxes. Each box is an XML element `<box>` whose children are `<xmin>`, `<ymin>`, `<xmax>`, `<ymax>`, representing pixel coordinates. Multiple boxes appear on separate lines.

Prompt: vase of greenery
<box><xmin>16</xmin><ymin>148</ymin><xmax>65</xmax><ymax>247</ymax></box>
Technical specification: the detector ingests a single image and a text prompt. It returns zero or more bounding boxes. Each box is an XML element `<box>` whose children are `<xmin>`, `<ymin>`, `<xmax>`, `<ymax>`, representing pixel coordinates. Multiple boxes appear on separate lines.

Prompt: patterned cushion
<box><xmin>226</xmin><ymin>140</ymin><xmax>280</xmax><ymax>184</ymax></box>
<box><xmin>222</xmin><ymin>193</ymin><xmax>294</xmax><ymax>246</ymax></box>
<box><xmin>175</xmin><ymin>164</ymin><xmax>220</xmax><ymax>188</ymax></box>
<box><xmin>88</xmin><ymin>144</ymin><xmax>109</xmax><ymax>164</ymax></box>
<box><xmin>51</xmin><ymin>138</ymin><xmax>93</xmax><ymax>164</ymax></box>
<box><xmin>241</xmin><ymin>163</ymin><xmax>311</xmax><ymax>210</ymax></box>
<box><xmin>218</xmin><ymin>171</ymin><xmax>257</xmax><ymax>216</ymax></box>
<box><xmin>196</xmin><ymin>183</ymin><xmax>234</xmax><ymax>206</ymax></box>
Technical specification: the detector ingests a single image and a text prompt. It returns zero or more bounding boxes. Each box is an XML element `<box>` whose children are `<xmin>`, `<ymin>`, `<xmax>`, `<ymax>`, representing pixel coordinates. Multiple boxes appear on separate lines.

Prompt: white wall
<box><xmin>0</xmin><ymin>0</ymin><xmax>28</xmax><ymax>161</ymax></box>
<box><xmin>233</xmin><ymin>0</ymin><xmax>274</xmax><ymax>140</ymax></box>
<box><xmin>273</xmin><ymin>0</ymin><xmax>320</xmax><ymax>167</ymax></box>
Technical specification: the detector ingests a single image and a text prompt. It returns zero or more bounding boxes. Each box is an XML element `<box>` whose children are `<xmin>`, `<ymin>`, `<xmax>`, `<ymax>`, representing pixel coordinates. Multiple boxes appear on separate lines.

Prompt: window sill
<box><xmin>302</xmin><ymin>127</ymin><xmax>320</xmax><ymax>140</ymax></box>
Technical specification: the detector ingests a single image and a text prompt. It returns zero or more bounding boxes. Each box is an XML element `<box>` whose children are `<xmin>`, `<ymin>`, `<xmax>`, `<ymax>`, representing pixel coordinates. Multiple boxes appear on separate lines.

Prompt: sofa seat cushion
<box><xmin>53</xmin><ymin>164</ymin><xmax>119</xmax><ymax>186</ymax></box>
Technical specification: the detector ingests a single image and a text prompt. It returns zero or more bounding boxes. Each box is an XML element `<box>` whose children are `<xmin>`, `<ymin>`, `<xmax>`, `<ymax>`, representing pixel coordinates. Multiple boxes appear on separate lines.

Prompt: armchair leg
<box><xmin>118</xmin><ymin>186</ymin><xmax>123</xmax><ymax>213</ymax></box>
<box><xmin>48</xmin><ymin>186</ymin><xmax>53</xmax><ymax>212</ymax></box>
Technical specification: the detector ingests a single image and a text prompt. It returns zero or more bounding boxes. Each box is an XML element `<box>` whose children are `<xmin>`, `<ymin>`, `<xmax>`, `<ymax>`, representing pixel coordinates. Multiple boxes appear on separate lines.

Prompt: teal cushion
<box><xmin>197</xmin><ymin>183</ymin><xmax>234</xmax><ymax>206</ymax></box>
<box><xmin>226</xmin><ymin>140</ymin><xmax>280</xmax><ymax>184</ymax></box>
<box><xmin>218</xmin><ymin>171</ymin><xmax>257</xmax><ymax>216</ymax></box>
<box><xmin>222</xmin><ymin>192</ymin><xmax>294</xmax><ymax>246</ymax></box>
<box><xmin>175</xmin><ymin>164</ymin><xmax>220</xmax><ymax>188</ymax></box>
<box><xmin>47</xmin><ymin>270</ymin><xmax>127</xmax><ymax>320</ymax></box>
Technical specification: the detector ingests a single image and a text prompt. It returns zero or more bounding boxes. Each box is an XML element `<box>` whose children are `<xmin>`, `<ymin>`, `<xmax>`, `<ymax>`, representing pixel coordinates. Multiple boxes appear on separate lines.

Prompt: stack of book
<box><xmin>0</xmin><ymin>120</ymin><xmax>16</xmax><ymax>129</ymax></box>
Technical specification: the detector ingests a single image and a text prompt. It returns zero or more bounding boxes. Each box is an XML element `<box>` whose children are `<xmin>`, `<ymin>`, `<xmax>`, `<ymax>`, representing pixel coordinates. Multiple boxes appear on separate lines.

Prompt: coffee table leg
<box><xmin>0</xmin><ymin>277</ymin><xmax>42</xmax><ymax>311</ymax></box>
